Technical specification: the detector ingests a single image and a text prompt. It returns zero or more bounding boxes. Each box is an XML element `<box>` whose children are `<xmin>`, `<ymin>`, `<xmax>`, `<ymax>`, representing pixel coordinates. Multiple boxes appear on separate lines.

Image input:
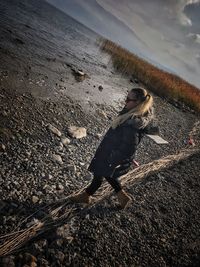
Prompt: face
<box><xmin>125</xmin><ymin>91</ymin><xmax>140</xmax><ymax>110</ymax></box>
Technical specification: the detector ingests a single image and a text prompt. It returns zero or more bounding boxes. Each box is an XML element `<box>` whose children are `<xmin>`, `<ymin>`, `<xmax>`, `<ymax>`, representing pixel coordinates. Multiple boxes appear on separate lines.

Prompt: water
<box><xmin>0</xmin><ymin>0</ymin><xmax>105</xmax><ymax>72</ymax></box>
<box><xmin>0</xmin><ymin>0</ymin><xmax>130</xmax><ymax>111</ymax></box>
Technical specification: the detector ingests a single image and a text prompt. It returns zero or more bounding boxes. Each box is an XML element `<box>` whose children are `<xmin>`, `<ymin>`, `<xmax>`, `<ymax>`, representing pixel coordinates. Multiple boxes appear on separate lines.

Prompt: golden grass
<box><xmin>100</xmin><ymin>38</ymin><xmax>200</xmax><ymax>112</ymax></box>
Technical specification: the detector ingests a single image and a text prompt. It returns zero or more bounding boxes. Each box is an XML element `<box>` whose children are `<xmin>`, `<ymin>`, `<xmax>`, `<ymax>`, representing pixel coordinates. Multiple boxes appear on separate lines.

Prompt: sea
<box><xmin>0</xmin><ymin>0</ymin><xmax>128</xmax><ymax>110</ymax></box>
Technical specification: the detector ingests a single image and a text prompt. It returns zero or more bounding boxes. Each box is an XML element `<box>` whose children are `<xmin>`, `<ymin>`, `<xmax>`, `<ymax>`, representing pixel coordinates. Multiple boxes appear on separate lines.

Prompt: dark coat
<box><xmin>88</xmin><ymin>108</ymin><xmax>154</xmax><ymax>178</ymax></box>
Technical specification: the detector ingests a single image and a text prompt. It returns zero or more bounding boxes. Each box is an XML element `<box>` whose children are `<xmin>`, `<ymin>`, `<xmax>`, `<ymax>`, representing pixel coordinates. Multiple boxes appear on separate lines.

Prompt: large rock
<box><xmin>47</xmin><ymin>124</ymin><xmax>61</xmax><ymax>137</ymax></box>
<box><xmin>67</xmin><ymin>126</ymin><xmax>87</xmax><ymax>139</ymax></box>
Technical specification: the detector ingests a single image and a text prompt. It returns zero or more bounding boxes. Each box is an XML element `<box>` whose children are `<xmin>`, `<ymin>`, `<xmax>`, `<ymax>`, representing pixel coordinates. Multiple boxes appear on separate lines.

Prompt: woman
<box><xmin>71</xmin><ymin>87</ymin><xmax>154</xmax><ymax>209</ymax></box>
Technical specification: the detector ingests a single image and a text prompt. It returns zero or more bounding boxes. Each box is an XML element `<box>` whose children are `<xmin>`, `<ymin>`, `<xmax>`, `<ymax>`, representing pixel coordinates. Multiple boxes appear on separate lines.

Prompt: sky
<box><xmin>46</xmin><ymin>0</ymin><xmax>200</xmax><ymax>88</ymax></box>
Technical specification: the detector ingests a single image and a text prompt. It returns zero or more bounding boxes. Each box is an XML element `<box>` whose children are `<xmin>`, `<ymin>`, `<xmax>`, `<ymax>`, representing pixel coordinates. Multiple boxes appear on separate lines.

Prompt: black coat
<box><xmin>88</xmin><ymin>109</ymin><xmax>153</xmax><ymax>177</ymax></box>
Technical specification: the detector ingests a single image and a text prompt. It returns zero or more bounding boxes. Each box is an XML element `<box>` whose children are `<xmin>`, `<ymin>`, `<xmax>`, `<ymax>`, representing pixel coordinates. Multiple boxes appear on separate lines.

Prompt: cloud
<box><xmin>187</xmin><ymin>33</ymin><xmax>200</xmax><ymax>43</ymax></box>
<box><xmin>175</xmin><ymin>0</ymin><xmax>200</xmax><ymax>26</ymax></box>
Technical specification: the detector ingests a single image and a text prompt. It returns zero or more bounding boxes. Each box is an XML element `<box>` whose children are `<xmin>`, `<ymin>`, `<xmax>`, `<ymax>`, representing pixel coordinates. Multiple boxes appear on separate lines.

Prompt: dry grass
<box><xmin>0</xmin><ymin>148</ymin><xmax>199</xmax><ymax>257</ymax></box>
<box><xmin>99</xmin><ymin>39</ymin><xmax>200</xmax><ymax>112</ymax></box>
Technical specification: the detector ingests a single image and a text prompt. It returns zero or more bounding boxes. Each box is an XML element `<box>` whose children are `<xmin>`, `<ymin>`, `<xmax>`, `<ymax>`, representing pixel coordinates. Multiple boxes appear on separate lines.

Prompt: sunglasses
<box><xmin>125</xmin><ymin>97</ymin><xmax>138</xmax><ymax>103</ymax></box>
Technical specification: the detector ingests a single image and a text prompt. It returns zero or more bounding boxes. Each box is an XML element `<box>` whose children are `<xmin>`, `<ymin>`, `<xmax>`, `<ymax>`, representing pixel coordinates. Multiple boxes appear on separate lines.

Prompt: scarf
<box><xmin>111</xmin><ymin>106</ymin><xmax>142</xmax><ymax>129</ymax></box>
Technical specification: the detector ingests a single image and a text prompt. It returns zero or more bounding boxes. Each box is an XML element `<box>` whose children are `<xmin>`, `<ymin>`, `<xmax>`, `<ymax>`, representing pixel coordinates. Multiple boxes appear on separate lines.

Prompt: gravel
<box><xmin>0</xmin><ymin>83</ymin><xmax>200</xmax><ymax>266</ymax></box>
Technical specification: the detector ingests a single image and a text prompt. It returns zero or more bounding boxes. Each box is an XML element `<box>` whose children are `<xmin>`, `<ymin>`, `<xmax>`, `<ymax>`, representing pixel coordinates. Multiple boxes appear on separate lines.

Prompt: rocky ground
<box><xmin>0</xmin><ymin>70</ymin><xmax>200</xmax><ymax>266</ymax></box>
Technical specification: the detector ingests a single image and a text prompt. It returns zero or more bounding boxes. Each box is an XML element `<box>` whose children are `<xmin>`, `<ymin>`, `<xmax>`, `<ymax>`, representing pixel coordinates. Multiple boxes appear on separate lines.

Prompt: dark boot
<box><xmin>70</xmin><ymin>191</ymin><xmax>90</xmax><ymax>204</ymax></box>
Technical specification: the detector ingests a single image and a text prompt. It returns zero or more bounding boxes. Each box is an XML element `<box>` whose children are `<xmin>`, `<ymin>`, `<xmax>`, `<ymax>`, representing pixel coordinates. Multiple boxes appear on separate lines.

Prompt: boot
<box><xmin>70</xmin><ymin>191</ymin><xmax>90</xmax><ymax>204</ymax></box>
<box><xmin>117</xmin><ymin>190</ymin><xmax>131</xmax><ymax>209</ymax></box>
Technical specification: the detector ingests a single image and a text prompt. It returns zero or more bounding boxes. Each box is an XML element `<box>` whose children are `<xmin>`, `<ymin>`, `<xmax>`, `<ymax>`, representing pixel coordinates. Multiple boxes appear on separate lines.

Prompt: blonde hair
<box><xmin>131</xmin><ymin>87</ymin><xmax>153</xmax><ymax>116</ymax></box>
<box><xmin>111</xmin><ymin>87</ymin><xmax>153</xmax><ymax>129</ymax></box>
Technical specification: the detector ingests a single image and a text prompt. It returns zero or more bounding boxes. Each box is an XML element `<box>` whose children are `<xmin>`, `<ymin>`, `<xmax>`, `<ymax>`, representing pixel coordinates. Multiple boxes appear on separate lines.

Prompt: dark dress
<box><xmin>88</xmin><ymin>108</ymin><xmax>154</xmax><ymax>178</ymax></box>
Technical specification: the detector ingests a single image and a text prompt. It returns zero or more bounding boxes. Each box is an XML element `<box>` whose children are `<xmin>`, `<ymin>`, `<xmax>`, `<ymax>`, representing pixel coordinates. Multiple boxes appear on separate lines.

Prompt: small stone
<box><xmin>2</xmin><ymin>110</ymin><xmax>8</xmax><ymax>116</ymax></box>
<box><xmin>56</xmin><ymin>225</ymin><xmax>70</xmax><ymax>238</ymax></box>
<box><xmin>74</xmin><ymin>70</ymin><xmax>87</xmax><ymax>82</ymax></box>
<box><xmin>1</xmin><ymin>144</ymin><xmax>6</xmax><ymax>150</ymax></box>
<box><xmin>58</xmin><ymin>143</ymin><xmax>64</xmax><ymax>151</ymax></box>
<box><xmin>67</xmin><ymin>126</ymin><xmax>87</xmax><ymax>139</ymax></box>
<box><xmin>96</xmin><ymin>133</ymin><xmax>102</xmax><ymax>139</ymax></box>
<box><xmin>26</xmin><ymin>151</ymin><xmax>31</xmax><ymax>157</ymax></box>
<box><xmin>76</xmin><ymin>171</ymin><xmax>81</xmax><ymax>177</ymax></box>
<box><xmin>47</xmin><ymin>124</ymin><xmax>61</xmax><ymax>137</ymax></box>
<box><xmin>52</xmin><ymin>154</ymin><xmax>63</xmax><ymax>165</ymax></box>
<box><xmin>33</xmin><ymin>242</ymin><xmax>43</xmax><ymax>253</ymax></box>
<box><xmin>98</xmin><ymin>85</ymin><xmax>103</xmax><ymax>91</ymax></box>
<box><xmin>57</xmin><ymin>184</ymin><xmax>64</xmax><ymax>191</ymax></box>
<box><xmin>56</xmin><ymin>251</ymin><xmax>65</xmax><ymax>263</ymax></box>
<box><xmin>32</xmin><ymin>196</ymin><xmax>39</xmax><ymax>203</ymax></box>
<box><xmin>54</xmin><ymin>239</ymin><xmax>64</xmax><ymax>247</ymax></box>
<box><xmin>84</xmin><ymin>174</ymin><xmax>93</xmax><ymax>181</ymax></box>
<box><xmin>43</xmin><ymin>184</ymin><xmax>52</xmax><ymax>192</ymax></box>
<box><xmin>34</xmin><ymin>239</ymin><xmax>47</xmax><ymax>251</ymax></box>
<box><xmin>77</xmin><ymin>70</ymin><xmax>85</xmax><ymax>76</ymax></box>
<box><xmin>157</xmin><ymin>173</ymin><xmax>164</xmax><ymax>180</ymax></box>
<box><xmin>59</xmin><ymin>142</ymin><xmax>64</xmax><ymax>148</ymax></box>
<box><xmin>98</xmin><ymin>110</ymin><xmax>107</xmax><ymax>119</ymax></box>
<box><xmin>134</xmin><ymin>78</ymin><xmax>139</xmax><ymax>83</ymax></box>
<box><xmin>66</xmin><ymin>164</ymin><xmax>76</xmax><ymax>172</ymax></box>
<box><xmin>48</xmin><ymin>174</ymin><xmax>53</xmax><ymax>179</ymax></box>
<box><xmin>36</xmin><ymin>191</ymin><xmax>43</xmax><ymax>197</ymax></box>
<box><xmin>40</xmin><ymin>258</ymin><xmax>49</xmax><ymax>267</ymax></box>
<box><xmin>61</xmin><ymin>137</ymin><xmax>71</xmax><ymax>146</ymax></box>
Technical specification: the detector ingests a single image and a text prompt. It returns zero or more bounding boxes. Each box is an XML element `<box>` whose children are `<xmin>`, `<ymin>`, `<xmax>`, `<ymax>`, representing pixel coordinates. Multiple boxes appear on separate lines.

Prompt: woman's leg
<box><xmin>105</xmin><ymin>175</ymin><xmax>131</xmax><ymax>209</ymax></box>
<box><xmin>104</xmin><ymin>176</ymin><xmax>122</xmax><ymax>193</ymax></box>
<box><xmin>85</xmin><ymin>176</ymin><xmax>103</xmax><ymax>195</ymax></box>
<box><xmin>104</xmin><ymin>162</ymin><xmax>131</xmax><ymax>192</ymax></box>
<box><xmin>71</xmin><ymin>176</ymin><xmax>103</xmax><ymax>204</ymax></box>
